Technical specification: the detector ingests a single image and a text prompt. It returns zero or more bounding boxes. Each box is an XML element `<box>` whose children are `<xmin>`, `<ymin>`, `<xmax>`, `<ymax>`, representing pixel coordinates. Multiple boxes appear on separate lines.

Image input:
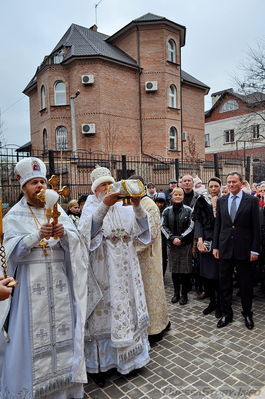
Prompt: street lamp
<box><xmin>70</xmin><ymin>90</ymin><xmax>80</xmax><ymax>158</ymax></box>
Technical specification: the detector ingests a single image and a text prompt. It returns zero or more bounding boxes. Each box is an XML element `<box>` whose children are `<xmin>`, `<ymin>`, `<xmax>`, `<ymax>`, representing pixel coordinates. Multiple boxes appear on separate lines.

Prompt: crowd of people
<box><xmin>0</xmin><ymin>157</ymin><xmax>264</xmax><ymax>398</ymax></box>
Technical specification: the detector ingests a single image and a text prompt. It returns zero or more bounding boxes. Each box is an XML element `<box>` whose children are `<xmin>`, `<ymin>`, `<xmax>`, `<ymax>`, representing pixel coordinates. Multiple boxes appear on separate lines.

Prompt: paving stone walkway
<box><xmin>84</xmin><ymin>273</ymin><xmax>265</xmax><ymax>399</ymax></box>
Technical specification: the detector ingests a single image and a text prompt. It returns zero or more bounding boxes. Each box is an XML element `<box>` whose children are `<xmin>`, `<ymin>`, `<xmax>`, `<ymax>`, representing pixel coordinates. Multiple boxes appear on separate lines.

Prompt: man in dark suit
<box><xmin>213</xmin><ymin>172</ymin><xmax>260</xmax><ymax>329</ymax></box>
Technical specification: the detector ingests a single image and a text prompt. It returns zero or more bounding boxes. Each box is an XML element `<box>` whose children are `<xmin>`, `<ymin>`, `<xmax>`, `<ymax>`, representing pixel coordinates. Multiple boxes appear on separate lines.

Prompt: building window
<box><xmin>169</xmin><ymin>127</ymin><xmax>178</xmax><ymax>150</ymax></box>
<box><xmin>54</xmin><ymin>49</ymin><xmax>64</xmax><ymax>64</ymax></box>
<box><xmin>167</xmin><ymin>39</ymin><xmax>176</xmax><ymax>63</ymax></box>
<box><xmin>252</xmin><ymin>124</ymin><xmax>260</xmax><ymax>139</ymax></box>
<box><xmin>56</xmin><ymin>126</ymin><xmax>68</xmax><ymax>151</ymax></box>
<box><xmin>41</xmin><ymin>85</ymin><xmax>46</xmax><ymax>109</ymax></box>
<box><xmin>224</xmin><ymin>129</ymin><xmax>235</xmax><ymax>143</ymax></box>
<box><xmin>43</xmin><ymin>129</ymin><xmax>48</xmax><ymax>152</ymax></box>
<box><xmin>220</xmin><ymin>100</ymin><xmax>239</xmax><ymax>113</ymax></box>
<box><xmin>54</xmin><ymin>81</ymin><xmax>66</xmax><ymax>105</ymax></box>
<box><xmin>168</xmin><ymin>85</ymin><xmax>177</xmax><ymax>108</ymax></box>
<box><xmin>205</xmin><ymin>133</ymin><xmax>210</xmax><ymax>147</ymax></box>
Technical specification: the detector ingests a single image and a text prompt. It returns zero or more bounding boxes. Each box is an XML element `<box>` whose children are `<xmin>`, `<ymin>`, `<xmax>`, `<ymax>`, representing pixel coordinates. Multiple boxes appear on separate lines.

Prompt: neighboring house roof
<box><xmin>205</xmin><ymin>89</ymin><xmax>265</xmax><ymax>117</ymax></box>
<box><xmin>107</xmin><ymin>12</ymin><xmax>186</xmax><ymax>47</ymax></box>
<box><xmin>24</xmin><ymin>14</ymin><xmax>206</xmax><ymax>94</ymax></box>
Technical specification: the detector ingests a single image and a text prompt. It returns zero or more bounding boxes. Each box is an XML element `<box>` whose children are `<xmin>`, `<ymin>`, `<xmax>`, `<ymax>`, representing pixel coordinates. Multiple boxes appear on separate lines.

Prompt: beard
<box><xmin>25</xmin><ymin>191</ymin><xmax>45</xmax><ymax>208</ymax></box>
<box><xmin>96</xmin><ymin>192</ymin><xmax>106</xmax><ymax>202</ymax></box>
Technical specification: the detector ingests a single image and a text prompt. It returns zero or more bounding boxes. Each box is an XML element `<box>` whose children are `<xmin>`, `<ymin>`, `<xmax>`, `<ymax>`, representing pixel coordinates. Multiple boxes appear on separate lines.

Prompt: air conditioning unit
<box><xmin>181</xmin><ymin>131</ymin><xmax>187</xmax><ymax>142</ymax></box>
<box><xmin>82</xmin><ymin>124</ymin><xmax>96</xmax><ymax>134</ymax></box>
<box><xmin>81</xmin><ymin>75</ymin><xmax>94</xmax><ymax>85</ymax></box>
<box><xmin>145</xmin><ymin>81</ymin><xmax>158</xmax><ymax>92</ymax></box>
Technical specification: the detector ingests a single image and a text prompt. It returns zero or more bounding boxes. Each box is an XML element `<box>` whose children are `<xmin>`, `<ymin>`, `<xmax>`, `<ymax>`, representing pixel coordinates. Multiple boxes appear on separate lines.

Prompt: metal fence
<box><xmin>1</xmin><ymin>148</ymin><xmax>264</xmax><ymax>207</ymax></box>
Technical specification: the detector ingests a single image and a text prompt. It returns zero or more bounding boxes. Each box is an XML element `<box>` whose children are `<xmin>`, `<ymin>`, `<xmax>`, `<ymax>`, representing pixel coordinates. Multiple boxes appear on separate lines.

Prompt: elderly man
<box><xmin>0</xmin><ymin>157</ymin><xmax>97</xmax><ymax>399</ymax></box>
<box><xmin>78</xmin><ymin>167</ymin><xmax>150</xmax><ymax>385</ymax></box>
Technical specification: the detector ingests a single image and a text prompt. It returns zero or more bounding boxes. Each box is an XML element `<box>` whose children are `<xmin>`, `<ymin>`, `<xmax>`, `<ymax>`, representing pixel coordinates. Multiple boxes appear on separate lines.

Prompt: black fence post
<box><xmin>174</xmin><ymin>158</ymin><xmax>179</xmax><ymax>182</ymax></box>
<box><xmin>48</xmin><ymin>150</ymin><xmax>55</xmax><ymax>177</ymax></box>
<box><xmin>245</xmin><ymin>156</ymin><xmax>251</xmax><ymax>182</ymax></box>
<box><xmin>214</xmin><ymin>153</ymin><xmax>220</xmax><ymax>178</ymax></box>
<box><xmin>121</xmin><ymin>155</ymin><xmax>127</xmax><ymax>179</ymax></box>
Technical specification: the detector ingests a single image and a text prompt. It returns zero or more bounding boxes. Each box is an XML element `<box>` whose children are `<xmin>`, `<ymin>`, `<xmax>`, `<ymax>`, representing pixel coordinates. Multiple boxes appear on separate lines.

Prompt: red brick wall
<box><xmin>28</xmin><ymin>23</ymin><xmax>206</xmax><ymax>160</ymax></box>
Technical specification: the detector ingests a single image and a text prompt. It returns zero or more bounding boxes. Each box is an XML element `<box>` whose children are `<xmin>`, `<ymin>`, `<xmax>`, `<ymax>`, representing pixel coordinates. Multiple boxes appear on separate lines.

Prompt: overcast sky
<box><xmin>0</xmin><ymin>0</ymin><xmax>264</xmax><ymax>147</ymax></box>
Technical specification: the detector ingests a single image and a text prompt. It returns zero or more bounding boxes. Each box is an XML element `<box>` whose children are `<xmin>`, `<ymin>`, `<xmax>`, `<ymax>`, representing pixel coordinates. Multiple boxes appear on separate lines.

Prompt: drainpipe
<box><xmin>136</xmin><ymin>25</ymin><xmax>143</xmax><ymax>156</ymax></box>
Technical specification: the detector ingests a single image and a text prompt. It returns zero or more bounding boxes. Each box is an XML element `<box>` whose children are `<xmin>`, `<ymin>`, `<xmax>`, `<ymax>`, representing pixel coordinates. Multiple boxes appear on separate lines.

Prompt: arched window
<box><xmin>167</xmin><ymin>39</ymin><xmax>176</xmax><ymax>63</ymax></box>
<box><xmin>41</xmin><ymin>85</ymin><xmax>46</xmax><ymax>109</ymax></box>
<box><xmin>54</xmin><ymin>81</ymin><xmax>66</xmax><ymax>105</ymax></box>
<box><xmin>43</xmin><ymin>129</ymin><xmax>48</xmax><ymax>152</ymax></box>
<box><xmin>55</xmin><ymin>126</ymin><xmax>68</xmax><ymax>151</ymax></box>
<box><xmin>168</xmin><ymin>85</ymin><xmax>177</xmax><ymax>108</ymax></box>
<box><xmin>220</xmin><ymin>100</ymin><xmax>238</xmax><ymax>113</ymax></box>
<box><xmin>169</xmin><ymin>127</ymin><xmax>178</xmax><ymax>150</ymax></box>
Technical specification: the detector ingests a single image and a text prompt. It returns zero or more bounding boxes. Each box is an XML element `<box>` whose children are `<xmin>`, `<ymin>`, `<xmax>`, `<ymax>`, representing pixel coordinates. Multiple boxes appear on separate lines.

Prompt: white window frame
<box><xmin>41</xmin><ymin>85</ymin><xmax>46</xmax><ymax>109</ymax></box>
<box><xmin>43</xmin><ymin>129</ymin><xmax>48</xmax><ymax>152</ymax></box>
<box><xmin>252</xmin><ymin>124</ymin><xmax>260</xmax><ymax>139</ymax></box>
<box><xmin>224</xmin><ymin>129</ymin><xmax>235</xmax><ymax>143</ymax></box>
<box><xmin>220</xmin><ymin>100</ymin><xmax>239</xmax><ymax>113</ymax></box>
<box><xmin>205</xmin><ymin>133</ymin><xmax>210</xmax><ymax>147</ymax></box>
<box><xmin>54</xmin><ymin>49</ymin><xmax>64</xmax><ymax>64</ymax></box>
<box><xmin>168</xmin><ymin>85</ymin><xmax>177</xmax><ymax>108</ymax></box>
<box><xmin>56</xmin><ymin>126</ymin><xmax>68</xmax><ymax>151</ymax></box>
<box><xmin>169</xmin><ymin>126</ymin><xmax>178</xmax><ymax>150</ymax></box>
<box><xmin>167</xmin><ymin>39</ymin><xmax>176</xmax><ymax>63</ymax></box>
<box><xmin>54</xmin><ymin>81</ymin><xmax>66</xmax><ymax>105</ymax></box>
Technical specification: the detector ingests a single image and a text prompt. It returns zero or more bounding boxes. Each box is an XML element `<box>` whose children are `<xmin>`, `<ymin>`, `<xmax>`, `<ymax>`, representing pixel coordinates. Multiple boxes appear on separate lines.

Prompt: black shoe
<box><xmin>215</xmin><ymin>308</ymin><xmax>222</xmax><ymax>319</ymax></box>
<box><xmin>171</xmin><ymin>294</ymin><xmax>180</xmax><ymax>303</ymax></box>
<box><xmin>164</xmin><ymin>321</ymin><xmax>171</xmax><ymax>331</ymax></box>
<box><xmin>179</xmin><ymin>296</ymin><xmax>188</xmax><ymax>305</ymax></box>
<box><xmin>242</xmin><ymin>312</ymin><xmax>254</xmax><ymax>330</ymax></box>
<box><xmin>90</xmin><ymin>373</ymin><xmax>106</xmax><ymax>387</ymax></box>
<box><xmin>203</xmin><ymin>302</ymin><xmax>216</xmax><ymax>315</ymax></box>
<box><xmin>217</xmin><ymin>316</ymin><xmax>232</xmax><ymax>328</ymax></box>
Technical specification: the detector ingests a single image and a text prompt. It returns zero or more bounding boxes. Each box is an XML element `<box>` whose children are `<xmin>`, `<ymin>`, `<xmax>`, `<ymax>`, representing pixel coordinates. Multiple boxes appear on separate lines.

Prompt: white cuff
<box><xmin>93</xmin><ymin>202</ymin><xmax>109</xmax><ymax>223</ymax></box>
<box><xmin>23</xmin><ymin>232</ymin><xmax>41</xmax><ymax>249</ymax></box>
<box><xmin>133</xmin><ymin>204</ymin><xmax>147</xmax><ymax>220</ymax></box>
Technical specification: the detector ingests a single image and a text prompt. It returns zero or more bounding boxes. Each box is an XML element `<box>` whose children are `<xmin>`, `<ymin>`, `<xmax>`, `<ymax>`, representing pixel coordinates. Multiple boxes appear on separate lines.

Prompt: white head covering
<box><xmin>14</xmin><ymin>157</ymin><xmax>47</xmax><ymax>187</ymax></box>
<box><xmin>90</xmin><ymin>165</ymin><xmax>114</xmax><ymax>193</ymax></box>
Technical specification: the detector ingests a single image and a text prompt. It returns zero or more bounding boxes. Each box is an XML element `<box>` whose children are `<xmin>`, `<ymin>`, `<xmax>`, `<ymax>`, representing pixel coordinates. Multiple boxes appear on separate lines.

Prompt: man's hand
<box><xmin>197</xmin><ymin>241</ymin><xmax>207</xmax><ymax>253</ymax></box>
<box><xmin>131</xmin><ymin>197</ymin><xmax>141</xmax><ymax>207</ymax></box>
<box><xmin>250</xmin><ymin>253</ymin><xmax>259</xmax><ymax>262</ymax></box>
<box><xmin>52</xmin><ymin>223</ymin><xmax>64</xmax><ymax>238</ymax></box>
<box><xmin>173</xmin><ymin>238</ymin><xmax>181</xmax><ymax>246</ymax></box>
<box><xmin>103</xmin><ymin>192</ymin><xmax>120</xmax><ymax>207</ymax></box>
<box><xmin>213</xmin><ymin>249</ymin><xmax>219</xmax><ymax>259</ymax></box>
<box><xmin>39</xmin><ymin>223</ymin><xmax>53</xmax><ymax>239</ymax></box>
<box><xmin>0</xmin><ymin>277</ymin><xmax>14</xmax><ymax>301</ymax></box>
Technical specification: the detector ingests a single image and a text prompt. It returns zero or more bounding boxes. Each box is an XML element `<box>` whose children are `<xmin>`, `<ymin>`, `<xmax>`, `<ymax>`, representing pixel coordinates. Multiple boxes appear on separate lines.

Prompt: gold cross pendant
<box><xmin>39</xmin><ymin>239</ymin><xmax>49</xmax><ymax>256</ymax></box>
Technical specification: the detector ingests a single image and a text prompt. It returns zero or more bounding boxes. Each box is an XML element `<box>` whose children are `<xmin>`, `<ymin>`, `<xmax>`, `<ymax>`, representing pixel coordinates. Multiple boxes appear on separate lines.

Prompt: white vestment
<box><xmin>0</xmin><ymin>197</ymin><xmax>102</xmax><ymax>399</ymax></box>
<box><xmin>78</xmin><ymin>195</ymin><xmax>151</xmax><ymax>374</ymax></box>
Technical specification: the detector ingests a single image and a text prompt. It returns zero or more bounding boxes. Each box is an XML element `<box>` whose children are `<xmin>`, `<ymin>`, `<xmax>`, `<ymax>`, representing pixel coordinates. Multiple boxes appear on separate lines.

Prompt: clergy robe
<box><xmin>136</xmin><ymin>196</ymin><xmax>169</xmax><ymax>336</ymax></box>
<box><xmin>0</xmin><ymin>196</ymin><xmax>101</xmax><ymax>399</ymax></box>
<box><xmin>78</xmin><ymin>195</ymin><xmax>150</xmax><ymax>374</ymax></box>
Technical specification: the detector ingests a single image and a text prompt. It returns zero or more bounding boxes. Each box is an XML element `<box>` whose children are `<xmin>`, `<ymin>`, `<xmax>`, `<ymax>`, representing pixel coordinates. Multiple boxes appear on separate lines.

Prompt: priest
<box><xmin>78</xmin><ymin>166</ymin><xmax>150</xmax><ymax>385</ymax></box>
<box><xmin>0</xmin><ymin>157</ymin><xmax>101</xmax><ymax>399</ymax></box>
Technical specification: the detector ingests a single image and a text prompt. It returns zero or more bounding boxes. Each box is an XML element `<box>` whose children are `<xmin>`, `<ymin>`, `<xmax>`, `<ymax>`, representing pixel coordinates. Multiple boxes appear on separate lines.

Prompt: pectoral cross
<box><xmin>48</xmin><ymin>175</ymin><xmax>70</xmax><ymax>239</ymax></box>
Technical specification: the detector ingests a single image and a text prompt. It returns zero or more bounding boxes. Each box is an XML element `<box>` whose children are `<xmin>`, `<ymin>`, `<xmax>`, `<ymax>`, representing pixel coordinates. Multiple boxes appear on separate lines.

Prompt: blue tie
<box><xmin>230</xmin><ymin>195</ymin><xmax>237</xmax><ymax>222</ymax></box>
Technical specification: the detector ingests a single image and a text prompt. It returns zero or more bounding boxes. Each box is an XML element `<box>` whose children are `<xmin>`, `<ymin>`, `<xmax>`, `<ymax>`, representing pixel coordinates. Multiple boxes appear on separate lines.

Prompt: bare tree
<box><xmin>234</xmin><ymin>42</ymin><xmax>265</xmax><ymax>142</ymax></box>
<box><xmin>185</xmin><ymin>135</ymin><xmax>199</xmax><ymax>162</ymax></box>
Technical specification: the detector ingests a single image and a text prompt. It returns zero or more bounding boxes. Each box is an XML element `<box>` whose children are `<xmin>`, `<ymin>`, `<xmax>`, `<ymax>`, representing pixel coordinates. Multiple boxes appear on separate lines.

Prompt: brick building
<box><xmin>23</xmin><ymin>13</ymin><xmax>209</xmax><ymax>159</ymax></box>
<box><xmin>205</xmin><ymin>88</ymin><xmax>265</xmax><ymax>160</ymax></box>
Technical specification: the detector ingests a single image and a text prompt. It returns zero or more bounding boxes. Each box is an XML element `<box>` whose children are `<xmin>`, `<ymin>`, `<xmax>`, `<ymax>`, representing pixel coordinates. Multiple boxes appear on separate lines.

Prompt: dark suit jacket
<box><xmin>213</xmin><ymin>191</ymin><xmax>260</xmax><ymax>260</ymax></box>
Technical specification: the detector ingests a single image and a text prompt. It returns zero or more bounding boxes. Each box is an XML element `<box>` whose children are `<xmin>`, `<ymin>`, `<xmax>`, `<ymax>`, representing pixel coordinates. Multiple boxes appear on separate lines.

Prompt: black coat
<box><xmin>192</xmin><ymin>195</ymin><xmax>215</xmax><ymax>241</ymax></box>
<box><xmin>162</xmin><ymin>204</ymin><xmax>194</xmax><ymax>247</ymax></box>
<box><xmin>213</xmin><ymin>192</ymin><xmax>260</xmax><ymax>260</ymax></box>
